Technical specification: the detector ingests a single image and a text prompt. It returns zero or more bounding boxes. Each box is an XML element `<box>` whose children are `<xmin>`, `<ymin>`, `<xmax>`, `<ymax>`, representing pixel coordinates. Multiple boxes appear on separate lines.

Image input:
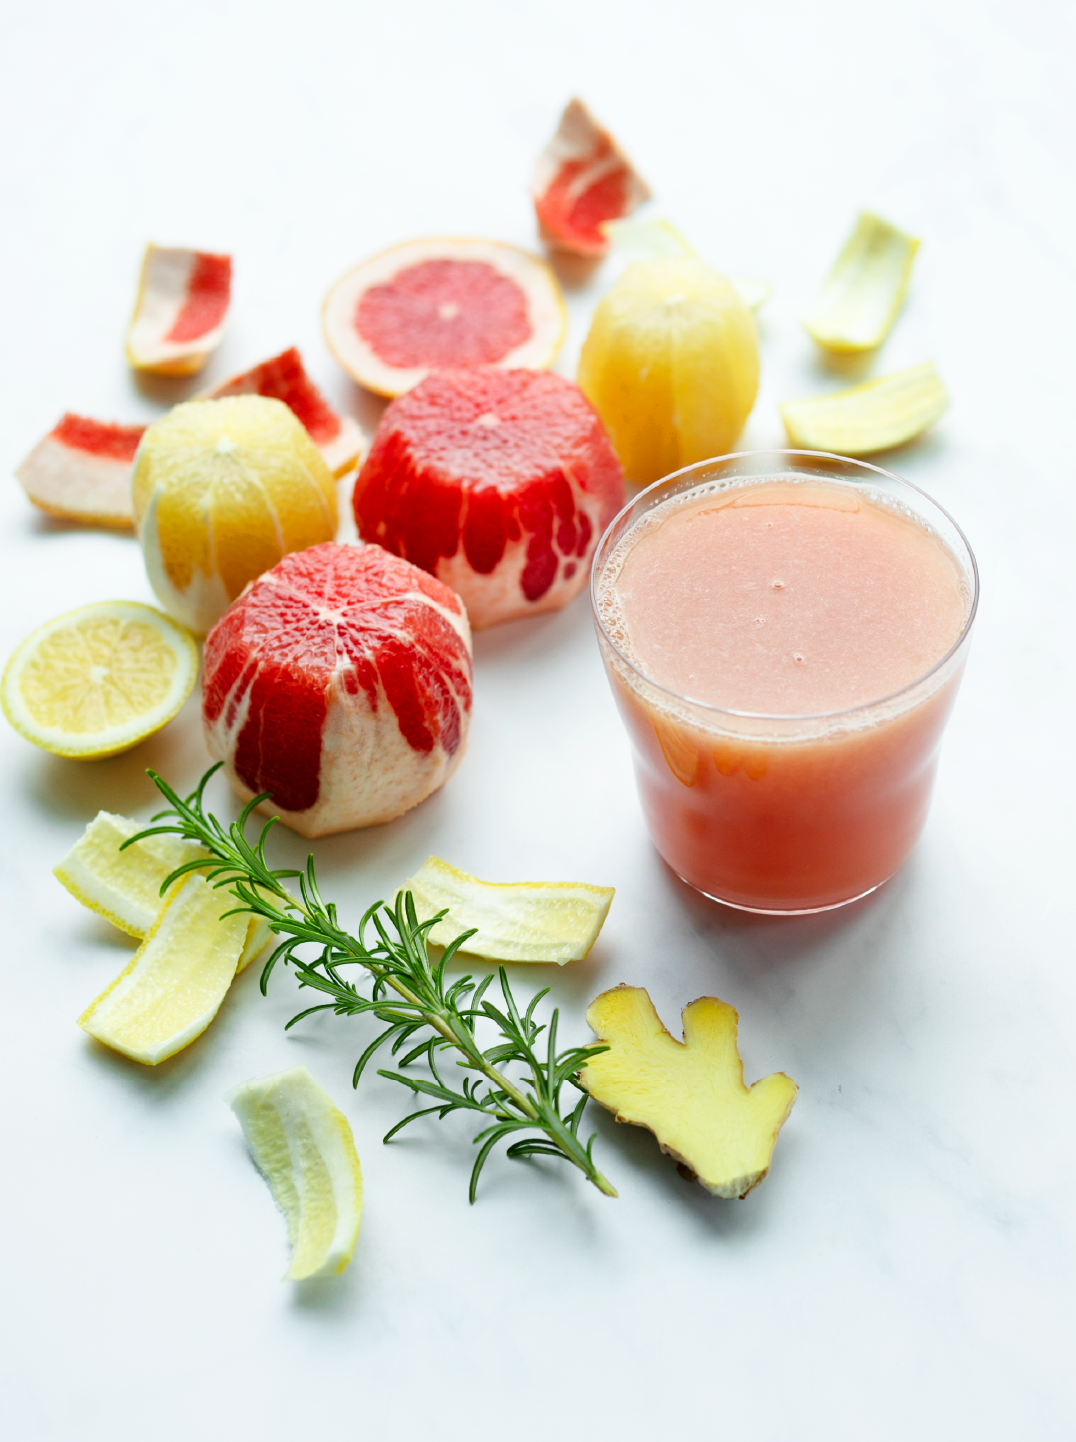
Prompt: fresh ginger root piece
<box><xmin>579</xmin><ymin>986</ymin><xmax>797</xmax><ymax>1198</ymax></box>
<box><xmin>802</xmin><ymin>211</ymin><xmax>919</xmax><ymax>352</ymax></box>
<box><xmin>780</xmin><ymin>361</ymin><xmax>949</xmax><ymax>456</ymax></box>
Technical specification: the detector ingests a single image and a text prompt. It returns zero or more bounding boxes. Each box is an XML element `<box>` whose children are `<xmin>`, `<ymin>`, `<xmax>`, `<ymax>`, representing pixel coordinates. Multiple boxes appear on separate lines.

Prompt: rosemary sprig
<box><xmin>126</xmin><ymin>764</ymin><xmax>616</xmax><ymax>1202</ymax></box>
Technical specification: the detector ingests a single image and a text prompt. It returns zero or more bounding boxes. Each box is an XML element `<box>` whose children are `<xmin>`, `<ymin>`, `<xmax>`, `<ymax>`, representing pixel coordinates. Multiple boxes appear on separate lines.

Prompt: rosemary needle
<box><xmin>127</xmin><ymin>765</ymin><xmax>617</xmax><ymax>1203</ymax></box>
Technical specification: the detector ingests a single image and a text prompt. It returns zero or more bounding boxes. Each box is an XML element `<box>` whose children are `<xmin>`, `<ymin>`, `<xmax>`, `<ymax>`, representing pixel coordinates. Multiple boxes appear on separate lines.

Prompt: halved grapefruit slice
<box><xmin>16</xmin><ymin>414</ymin><xmax>145</xmax><ymax>527</ymax></box>
<box><xmin>353</xmin><ymin>369</ymin><xmax>624</xmax><ymax>629</ymax></box>
<box><xmin>322</xmin><ymin>238</ymin><xmax>566</xmax><ymax>398</ymax></box>
<box><xmin>533</xmin><ymin>99</ymin><xmax>651</xmax><ymax>258</ymax></box>
<box><xmin>126</xmin><ymin>244</ymin><xmax>232</xmax><ymax>375</ymax></box>
<box><xmin>203</xmin><ymin>541</ymin><xmax>473</xmax><ymax>837</ymax></box>
<box><xmin>204</xmin><ymin>347</ymin><xmax>363</xmax><ymax>477</ymax></box>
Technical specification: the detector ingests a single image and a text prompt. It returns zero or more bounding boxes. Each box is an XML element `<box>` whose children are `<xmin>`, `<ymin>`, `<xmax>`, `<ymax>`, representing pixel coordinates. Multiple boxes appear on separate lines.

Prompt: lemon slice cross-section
<box><xmin>1</xmin><ymin>600</ymin><xmax>198</xmax><ymax>759</ymax></box>
<box><xmin>229</xmin><ymin>1066</ymin><xmax>363</xmax><ymax>1281</ymax></box>
<box><xmin>78</xmin><ymin>871</ymin><xmax>248</xmax><ymax>1064</ymax></box>
<box><xmin>399</xmin><ymin>856</ymin><xmax>614</xmax><ymax>965</ymax></box>
<box><xmin>54</xmin><ymin>810</ymin><xmax>272</xmax><ymax>969</ymax></box>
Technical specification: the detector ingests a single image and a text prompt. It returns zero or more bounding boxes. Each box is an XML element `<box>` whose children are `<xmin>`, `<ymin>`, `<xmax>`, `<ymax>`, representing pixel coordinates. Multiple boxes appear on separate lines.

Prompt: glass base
<box><xmin>676</xmin><ymin>874</ymin><xmax>892</xmax><ymax>916</ymax></box>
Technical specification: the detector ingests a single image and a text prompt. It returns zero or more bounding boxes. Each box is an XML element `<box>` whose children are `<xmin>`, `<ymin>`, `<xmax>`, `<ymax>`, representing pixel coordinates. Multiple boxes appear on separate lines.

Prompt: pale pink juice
<box><xmin>593</xmin><ymin>460</ymin><xmax>976</xmax><ymax>912</ymax></box>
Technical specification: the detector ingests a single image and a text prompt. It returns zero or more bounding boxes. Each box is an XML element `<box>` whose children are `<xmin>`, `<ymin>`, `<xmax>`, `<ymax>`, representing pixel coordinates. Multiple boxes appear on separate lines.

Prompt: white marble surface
<box><xmin>1</xmin><ymin>1</ymin><xmax>1073</xmax><ymax>1437</ymax></box>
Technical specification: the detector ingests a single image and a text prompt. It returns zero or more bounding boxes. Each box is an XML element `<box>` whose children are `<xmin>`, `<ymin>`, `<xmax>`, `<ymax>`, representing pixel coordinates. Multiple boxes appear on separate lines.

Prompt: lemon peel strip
<box><xmin>399</xmin><ymin>856</ymin><xmax>614</xmax><ymax>965</ymax></box>
<box><xmin>228</xmin><ymin>1066</ymin><xmax>363</xmax><ymax>1281</ymax></box>
<box><xmin>780</xmin><ymin>361</ymin><xmax>949</xmax><ymax>456</ymax></box>
<box><xmin>78</xmin><ymin>872</ymin><xmax>247</xmax><ymax>1065</ymax></box>
<box><xmin>803</xmin><ymin>211</ymin><xmax>919</xmax><ymax>352</ymax></box>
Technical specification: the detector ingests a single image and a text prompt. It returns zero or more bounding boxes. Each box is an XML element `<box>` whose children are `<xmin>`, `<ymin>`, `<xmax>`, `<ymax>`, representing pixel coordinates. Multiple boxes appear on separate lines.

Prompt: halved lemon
<box><xmin>1</xmin><ymin>600</ymin><xmax>198</xmax><ymax>759</ymax></box>
<box><xmin>78</xmin><ymin>871</ymin><xmax>248</xmax><ymax>1065</ymax></box>
<box><xmin>55</xmin><ymin>809</ymin><xmax>272</xmax><ymax>969</ymax></box>
<box><xmin>229</xmin><ymin>1066</ymin><xmax>363</xmax><ymax>1280</ymax></box>
<box><xmin>399</xmin><ymin>855</ymin><xmax>614</xmax><ymax>965</ymax></box>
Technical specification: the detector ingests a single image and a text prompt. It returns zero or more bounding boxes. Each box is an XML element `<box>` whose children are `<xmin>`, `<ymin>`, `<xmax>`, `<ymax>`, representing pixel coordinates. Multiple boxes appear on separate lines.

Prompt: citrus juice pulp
<box><xmin>592</xmin><ymin>454</ymin><xmax>977</xmax><ymax>913</ymax></box>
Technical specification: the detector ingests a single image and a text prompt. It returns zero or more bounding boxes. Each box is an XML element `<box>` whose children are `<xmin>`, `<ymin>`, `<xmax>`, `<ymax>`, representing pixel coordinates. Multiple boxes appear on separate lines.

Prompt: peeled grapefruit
<box><xmin>126</xmin><ymin>244</ymin><xmax>232</xmax><ymax>376</ymax></box>
<box><xmin>352</xmin><ymin>369</ymin><xmax>625</xmax><ymax>629</ymax></box>
<box><xmin>533</xmin><ymin>99</ymin><xmax>651</xmax><ymax>258</ymax></box>
<box><xmin>202</xmin><ymin>542</ymin><xmax>473</xmax><ymax>837</ymax></box>
<box><xmin>16</xmin><ymin>414</ymin><xmax>146</xmax><ymax>527</ymax></box>
<box><xmin>322</xmin><ymin>238</ymin><xmax>566</xmax><ymax>397</ymax></box>
<box><xmin>205</xmin><ymin>347</ymin><xmax>363</xmax><ymax>477</ymax></box>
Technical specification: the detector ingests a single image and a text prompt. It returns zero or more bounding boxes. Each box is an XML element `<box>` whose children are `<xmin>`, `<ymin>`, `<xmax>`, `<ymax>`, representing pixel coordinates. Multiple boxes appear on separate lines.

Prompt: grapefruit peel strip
<box><xmin>780</xmin><ymin>361</ymin><xmax>949</xmax><ymax>455</ymax></box>
<box><xmin>533</xmin><ymin>98</ymin><xmax>651</xmax><ymax>257</ymax></box>
<box><xmin>15</xmin><ymin>414</ymin><xmax>144</xmax><ymax>527</ymax></box>
<box><xmin>579</xmin><ymin>985</ymin><xmax>798</xmax><ymax>1198</ymax></box>
<box><xmin>55</xmin><ymin>810</ymin><xmax>271</xmax><ymax>969</ymax></box>
<box><xmin>803</xmin><ymin>212</ymin><xmax>919</xmax><ymax>352</ymax></box>
<box><xmin>322</xmin><ymin>237</ymin><xmax>567</xmax><ymax>398</ymax></box>
<box><xmin>126</xmin><ymin>244</ymin><xmax>232</xmax><ymax>375</ymax></box>
<box><xmin>203</xmin><ymin>348</ymin><xmax>363</xmax><ymax>478</ymax></box>
<box><xmin>398</xmin><ymin>855</ymin><xmax>614</xmax><ymax>965</ymax></box>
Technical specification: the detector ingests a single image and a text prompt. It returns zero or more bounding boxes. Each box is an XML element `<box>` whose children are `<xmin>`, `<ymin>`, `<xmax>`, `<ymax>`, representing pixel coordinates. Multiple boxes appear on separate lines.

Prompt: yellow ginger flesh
<box><xmin>580</xmin><ymin>986</ymin><xmax>797</xmax><ymax>1199</ymax></box>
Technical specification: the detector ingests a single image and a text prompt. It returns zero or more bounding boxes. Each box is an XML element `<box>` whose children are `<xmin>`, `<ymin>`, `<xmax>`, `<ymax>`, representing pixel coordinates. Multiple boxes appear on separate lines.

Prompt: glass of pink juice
<box><xmin>591</xmin><ymin>451</ymin><xmax>978</xmax><ymax>914</ymax></box>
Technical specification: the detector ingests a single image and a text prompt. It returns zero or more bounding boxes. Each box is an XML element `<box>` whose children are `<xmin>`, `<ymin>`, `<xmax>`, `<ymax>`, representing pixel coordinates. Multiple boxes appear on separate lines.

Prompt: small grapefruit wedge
<box><xmin>322</xmin><ymin>238</ymin><xmax>566</xmax><ymax>397</ymax></box>
<box><xmin>353</xmin><ymin>369</ymin><xmax>624</xmax><ymax>628</ymax></box>
<box><xmin>533</xmin><ymin>99</ymin><xmax>651</xmax><ymax>258</ymax></box>
<box><xmin>203</xmin><ymin>542</ymin><xmax>473</xmax><ymax>837</ymax></box>
<box><xmin>16</xmin><ymin>414</ymin><xmax>146</xmax><ymax>527</ymax></box>
<box><xmin>126</xmin><ymin>244</ymin><xmax>232</xmax><ymax>376</ymax></box>
<box><xmin>204</xmin><ymin>347</ymin><xmax>363</xmax><ymax>477</ymax></box>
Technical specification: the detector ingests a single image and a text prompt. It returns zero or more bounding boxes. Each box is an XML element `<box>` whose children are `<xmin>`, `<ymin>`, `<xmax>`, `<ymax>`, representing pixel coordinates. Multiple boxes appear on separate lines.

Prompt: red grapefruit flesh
<box><xmin>16</xmin><ymin>413</ymin><xmax>146</xmax><ymax>527</ymax></box>
<box><xmin>352</xmin><ymin>369</ymin><xmax>625</xmax><ymax>629</ymax></box>
<box><xmin>322</xmin><ymin>238</ymin><xmax>566</xmax><ymax>398</ymax></box>
<box><xmin>202</xmin><ymin>542</ymin><xmax>472</xmax><ymax>837</ymax></box>
<box><xmin>533</xmin><ymin>99</ymin><xmax>651</xmax><ymax>258</ymax></box>
<box><xmin>126</xmin><ymin>245</ymin><xmax>232</xmax><ymax>376</ymax></box>
<box><xmin>205</xmin><ymin>347</ymin><xmax>363</xmax><ymax>477</ymax></box>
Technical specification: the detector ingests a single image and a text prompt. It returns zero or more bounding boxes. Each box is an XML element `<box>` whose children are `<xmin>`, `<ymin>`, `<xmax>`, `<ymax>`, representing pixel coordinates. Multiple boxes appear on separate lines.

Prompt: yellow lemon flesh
<box><xmin>400</xmin><ymin>856</ymin><xmax>614</xmax><ymax>965</ymax></box>
<box><xmin>55</xmin><ymin>809</ymin><xmax>271</xmax><ymax>968</ymax></box>
<box><xmin>132</xmin><ymin>395</ymin><xmax>337</xmax><ymax>635</ymax></box>
<box><xmin>78</xmin><ymin>871</ymin><xmax>248</xmax><ymax>1065</ymax></box>
<box><xmin>577</xmin><ymin>257</ymin><xmax>759</xmax><ymax>486</ymax></box>
<box><xmin>1</xmin><ymin>600</ymin><xmax>197</xmax><ymax>759</ymax></box>
<box><xmin>229</xmin><ymin>1066</ymin><xmax>363</xmax><ymax>1281</ymax></box>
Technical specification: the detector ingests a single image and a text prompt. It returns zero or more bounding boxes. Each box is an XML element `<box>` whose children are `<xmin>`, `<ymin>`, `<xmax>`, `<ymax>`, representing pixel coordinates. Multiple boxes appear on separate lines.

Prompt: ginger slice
<box><xmin>803</xmin><ymin>211</ymin><xmax>919</xmax><ymax>352</ymax></box>
<box><xmin>533</xmin><ymin>98</ymin><xmax>651</xmax><ymax>257</ymax></box>
<box><xmin>204</xmin><ymin>347</ymin><xmax>363</xmax><ymax>477</ymax></box>
<box><xmin>780</xmin><ymin>361</ymin><xmax>949</xmax><ymax>456</ymax></box>
<box><xmin>579</xmin><ymin>985</ymin><xmax>797</xmax><ymax>1198</ymax></box>
<box><xmin>126</xmin><ymin>244</ymin><xmax>232</xmax><ymax>375</ymax></box>
<box><xmin>16</xmin><ymin>413</ymin><xmax>145</xmax><ymax>527</ymax></box>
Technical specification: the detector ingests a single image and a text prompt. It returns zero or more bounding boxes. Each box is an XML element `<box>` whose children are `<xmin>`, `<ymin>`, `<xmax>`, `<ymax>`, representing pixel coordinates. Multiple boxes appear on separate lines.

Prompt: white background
<box><xmin>2</xmin><ymin>1</ymin><xmax>1074</xmax><ymax>1438</ymax></box>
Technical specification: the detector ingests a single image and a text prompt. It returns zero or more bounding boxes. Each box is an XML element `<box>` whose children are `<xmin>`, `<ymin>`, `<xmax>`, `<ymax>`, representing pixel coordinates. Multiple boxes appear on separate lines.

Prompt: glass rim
<box><xmin>590</xmin><ymin>448</ymin><xmax>980</xmax><ymax>725</ymax></box>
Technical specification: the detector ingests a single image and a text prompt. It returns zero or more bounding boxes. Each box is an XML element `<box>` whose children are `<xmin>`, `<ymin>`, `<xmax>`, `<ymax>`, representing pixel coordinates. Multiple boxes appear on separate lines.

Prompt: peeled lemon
<box><xmin>1</xmin><ymin>600</ymin><xmax>197</xmax><ymax>759</ymax></box>
<box><xmin>577</xmin><ymin>257</ymin><xmax>759</xmax><ymax>486</ymax></box>
<box><xmin>132</xmin><ymin>395</ymin><xmax>337</xmax><ymax>635</ymax></box>
<box><xmin>78</xmin><ymin>871</ymin><xmax>248</xmax><ymax>1065</ymax></box>
<box><xmin>229</xmin><ymin>1066</ymin><xmax>363</xmax><ymax>1280</ymax></box>
<box><xmin>55</xmin><ymin>809</ymin><xmax>271</xmax><ymax>968</ymax></box>
<box><xmin>399</xmin><ymin>856</ymin><xmax>614</xmax><ymax>964</ymax></box>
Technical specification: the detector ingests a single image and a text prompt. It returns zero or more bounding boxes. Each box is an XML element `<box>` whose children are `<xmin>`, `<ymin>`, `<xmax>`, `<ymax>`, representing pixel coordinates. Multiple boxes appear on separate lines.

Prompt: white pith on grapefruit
<box><xmin>126</xmin><ymin>244</ymin><xmax>232</xmax><ymax>376</ymax></box>
<box><xmin>16</xmin><ymin>414</ymin><xmax>146</xmax><ymax>527</ymax></box>
<box><xmin>532</xmin><ymin>99</ymin><xmax>651</xmax><ymax>258</ymax></box>
<box><xmin>321</xmin><ymin>238</ymin><xmax>567</xmax><ymax>398</ymax></box>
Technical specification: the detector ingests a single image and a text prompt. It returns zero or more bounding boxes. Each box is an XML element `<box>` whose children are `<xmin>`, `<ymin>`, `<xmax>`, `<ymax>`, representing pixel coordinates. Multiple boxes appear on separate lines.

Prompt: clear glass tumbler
<box><xmin>590</xmin><ymin>451</ymin><xmax>978</xmax><ymax>914</ymax></box>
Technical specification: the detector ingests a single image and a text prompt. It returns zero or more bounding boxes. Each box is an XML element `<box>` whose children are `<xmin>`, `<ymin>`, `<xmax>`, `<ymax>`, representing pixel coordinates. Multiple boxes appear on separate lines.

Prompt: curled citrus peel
<box><xmin>322</xmin><ymin>237</ymin><xmax>566</xmax><ymax>398</ymax></box>
<box><xmin>803</xmin><ymin>211</ymin><xmax>919</xmax><ymax>353</ymax></box>
<box><xmin>579</xmin><ymin>986</ymin><xmax>798</xmax><ymax>1199</ymax></box>
<box><xmin>16</xmin><ymin>414</ymin><xmax>145</xmax><ymax>527</ymax></box>
<box><xmin>780</xmin><ymin>361</ymin><xmax>949</xmax><ymax>455</ymax></box>
<box><xmin>55</xmin><ymin>810</ymin><xmax>270</xmax><ymax>969</ymax></box>
<box><xmin>400</xmin><ymin>856</ymin><xmax>614</xmax><ymax>965</ymax></box>
<box><xmin>126</xmin><ymin>244</ymin><xmax>232</xmax><ymax>375</ymax></box>
<box><xmin>204</xmin><ymin>347</ymin><xmax>363</xmax><ymax>478</ymax></box>
<box><xmin>533</xmin><ymin>98</ymin><xmax>651</xmax><ymax>257</ymax></box>
<box><xmin>229</xmin><ymin>1066</ymin><xmax>363</xmax><ymax>1281</ymax></box>
<box><xmin>78</xmin><ymin>872</ymin><xmax>248</xmax><ymax>1065</ymax></box>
